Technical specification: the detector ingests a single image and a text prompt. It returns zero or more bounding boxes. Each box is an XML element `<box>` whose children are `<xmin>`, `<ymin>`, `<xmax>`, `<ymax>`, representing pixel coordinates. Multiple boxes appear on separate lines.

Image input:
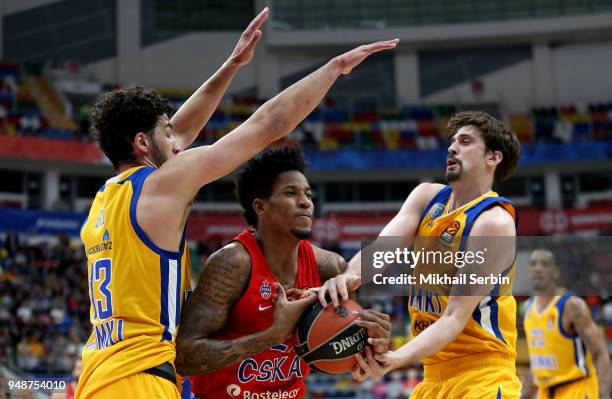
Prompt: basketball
<box><xmin>294</xmin><ymin>299</ymin><xmax>369</xmax><ymax>374</ymax></box>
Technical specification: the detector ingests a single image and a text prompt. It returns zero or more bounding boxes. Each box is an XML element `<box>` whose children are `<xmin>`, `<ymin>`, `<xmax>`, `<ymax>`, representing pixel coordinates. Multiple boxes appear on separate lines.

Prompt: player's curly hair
<box><xmin>447</xmin><ymin>111</ymin><xmax>520</xmax><ymax>183</ymax></box>
<box><xmin>90</xmin><ymin>86</ymin><xmax>172</xmax><ymax>168</ymax></box>
<box><xmin>235</xmin><ymin>145</ymin><xmax>308</xmax><ymax>228</ymax></box>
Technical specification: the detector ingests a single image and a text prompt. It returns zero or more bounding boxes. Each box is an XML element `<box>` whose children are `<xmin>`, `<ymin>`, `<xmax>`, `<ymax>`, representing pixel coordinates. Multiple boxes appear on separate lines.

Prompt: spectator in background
<box><xmin>403</xmin><ymin>368</ymin><xmax>420</xmax><ymax>396</ymax></box>
<box><xmin>386</xmin><ymin>371</ymin><xmax>405</xmax><ymax>399</ymax></box>
<box><xmin>0</xmin><ymin>236</ymin><xmax>90</xmax><ymax>374</ymax></box>
<box><xmin>371</xmin><ymin>378</ymin><xmax>387</xmax><ymax>399</ymax></box>
<box><xmin>5</xmin><ymin>231</ymin><xmax>21</xmax><ymax>257</ymax></box>
<box><xmin>30</xmin><ymin>115</ymin><xmax>41</xmax><ymax>133</ymax></box>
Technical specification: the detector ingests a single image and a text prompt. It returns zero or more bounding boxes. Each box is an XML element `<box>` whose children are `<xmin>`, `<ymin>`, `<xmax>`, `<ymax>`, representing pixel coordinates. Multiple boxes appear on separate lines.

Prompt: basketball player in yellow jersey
<box><xmin>522</xmin><ymin>248</ymin><xmax>610</xmax><ymax>399</ymax></box>
<box><xmin>319</xmin><ymin>111</ymin><xmax>523</xmax><ymax>398</ymax></box>
<box><xmin>76</xmin><ymin>5</ymin><xmax>400</xmax><ymax>397</ymax></box>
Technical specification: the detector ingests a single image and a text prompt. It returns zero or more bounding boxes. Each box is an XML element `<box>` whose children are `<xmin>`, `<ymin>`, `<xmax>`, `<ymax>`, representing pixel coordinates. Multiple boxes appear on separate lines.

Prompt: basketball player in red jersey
<box><xmin>176</xmin><ymin>146</ymin><xmax>392</xmax><ymax>399</ymax></box>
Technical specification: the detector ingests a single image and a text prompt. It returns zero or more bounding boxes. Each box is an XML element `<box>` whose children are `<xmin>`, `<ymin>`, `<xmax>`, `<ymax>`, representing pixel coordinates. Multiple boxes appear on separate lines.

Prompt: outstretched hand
<box><xmin>333</xmin><ymin>39</ymin><xmax>400</xmax><ymax>75</ymax></box>
<box><xmin>228</xmin><ymin>7</ymin><xmax>269</xmax><ymax>66</ymax></box>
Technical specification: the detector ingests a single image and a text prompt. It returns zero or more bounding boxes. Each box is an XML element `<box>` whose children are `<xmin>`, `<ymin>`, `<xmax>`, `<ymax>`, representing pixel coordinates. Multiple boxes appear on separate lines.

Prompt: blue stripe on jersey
<box><xmin>555</xmin><ymin>292</ymin><xmax>573</xmax><ymax>338</ymax></box>
<box><xmin>489</xmin><ymin>265</ymin><xmax>513</xmax><ymax>344</ymax></box>
<box><xmin>160</xmin><ymin>254</ymin><xmax>183</xmax><ymax>341</ymax></box>
<box><xmin>472</xmin><ymin>297</ymin><xmax>506</xmax><ymax>345</ymax></box>
<box><xmin>461</xmin><ymin>197</ymin><xmax>515</xmax><ymax>344</ymax></box>
<box><xmin>460</xmin><ymin>196</ymin><xmax>515</xmax><ymax>251</ymax></box>
<box><xmin>488</xmin><ymin>296</ymin><xmax>505</xmax><ymax>344</ymax></box>
<box><xmin>124</xmin><ymin>166</ymin><xmax>182</xmax><ymax>258</ymax></box>
<box><xmin>473</xmin><ymin>305</ymin><xmax>481</xmax><ymax>325</ymax></box>
<box><xmin>555</xmin><ymin>292</ymin><xmax>590</xmax><ymax>376</ymax></box>
<box><xmin>175</xmin><ymin>253</ymin><xmax>182</xmax><ymax>331</ymax></box>
<box><xmin>419</xmin><ymin>185</ymin><xmax>452</xmax><ymax>223</ymax></box>
<box><xmin>580</xmin><ymin>339</ymin><xmax>589</xmax><ymax>376</ymax></box>
<box><xmin>89</xmin><ymin>269</ymin><xmax>98</xmax><ymax>320</ymax></box>
<box><xmin>496</xmin><ymin>386</ymin><xmax>501</xmax><ymax>399</ymax></box>
<box><xmin>573</xmin><ymin>336</ymin><xmax>589</xmax><ymax>376</ymax></box>
<box><xmin>160</xmin><ymin>255</ymin><xmax>172</xmax><ymax>341</ymax></box>
<box><xmin>472</xmin><ymin>265</ymin><xmax>513</xmax><ymax>344</ymax></box>
<box><xmin>118</xmin><ymin>319</ymin><xmax>124</xmax><ymax>341</ymax></box>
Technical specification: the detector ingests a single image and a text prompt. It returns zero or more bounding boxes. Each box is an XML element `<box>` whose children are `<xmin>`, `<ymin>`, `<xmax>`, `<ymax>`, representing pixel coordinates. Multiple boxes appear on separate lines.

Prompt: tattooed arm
<box><xmin>175</xmin><ymin>242</ymin><xmax>316</xmax><ymax>375</ymax></box>
<box><xmin>175</xmin><ymin>243</ymin><xmax>268</xmax><ymax>375</ymax></box>
<box><xmin>314</xmin><ymin>246</ymin><xmax>349</xmax><ymax>288</ymax></box>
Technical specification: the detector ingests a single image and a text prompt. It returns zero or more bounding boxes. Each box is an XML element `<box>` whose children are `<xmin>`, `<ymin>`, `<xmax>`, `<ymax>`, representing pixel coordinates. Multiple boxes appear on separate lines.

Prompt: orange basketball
<box><xmin>294</xmin><ymin>299</ymin><xmax>368</xmax><ymax>374</ymax></box>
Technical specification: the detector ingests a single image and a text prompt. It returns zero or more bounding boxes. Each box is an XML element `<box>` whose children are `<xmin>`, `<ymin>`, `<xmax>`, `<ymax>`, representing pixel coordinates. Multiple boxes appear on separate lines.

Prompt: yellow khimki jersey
<box><xmin>410</xmin><ymin>185</ymin><xmax>517</xmax><ymax>365</ymax></box>
<box><xmin>76</xmin><ymin>166</ymin><xmax>191</xmax><ymax>398</ymax></box>
<box><xmin>524</xmin><ymin>292</ymin><xmax>596</xmax><ymax>389</ymax></box>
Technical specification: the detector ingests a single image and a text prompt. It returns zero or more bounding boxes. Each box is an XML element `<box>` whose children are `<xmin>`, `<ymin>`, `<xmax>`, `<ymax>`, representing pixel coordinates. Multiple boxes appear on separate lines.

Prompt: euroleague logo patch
<box><xmin>429</xmin><ymin>203</ymin><xmax>445</xmax><ymax>219</ymax></box>
<box><xmin>260</xmin><ymin>280</ymin><xmax>272</xmax><ymax>299</ymax></box>
<box><xmin>439</xmin><ymin>221</ymin><xmax>461</xmax><ymax>243</ymax></box>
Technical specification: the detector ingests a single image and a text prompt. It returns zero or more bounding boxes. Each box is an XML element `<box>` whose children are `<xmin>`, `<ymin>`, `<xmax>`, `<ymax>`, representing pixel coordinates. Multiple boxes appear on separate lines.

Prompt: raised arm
<box><xmin>153</xmin><ymin>39</ymin><xmax>399</xmax><ymax>203</ymax></box>
<box><xmin>319</xmin><ymin>182</ymin><xmax>443</xmax><ymax>307</ymax></box>
<box><xmin>175</xmin><ymin>243</ymin><xmax>316</xmax><ymax>375</ymax></box>
<box><xmin>563</xmin><ymin>296</ymin><xmax>611</xmax><ymax>397</ymax></box>
<box><xmin>171</xmin><ymin>8</ymin><xmax>269</xmax><ymax>149</ymax></box>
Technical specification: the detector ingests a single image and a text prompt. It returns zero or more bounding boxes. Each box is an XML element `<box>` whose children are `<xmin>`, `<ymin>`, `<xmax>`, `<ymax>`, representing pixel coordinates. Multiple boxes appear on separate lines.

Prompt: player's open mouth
<box><xmin>447</xmin><ymin>159</ymin><xmax>458</xmax><ymax>167</ymax></box>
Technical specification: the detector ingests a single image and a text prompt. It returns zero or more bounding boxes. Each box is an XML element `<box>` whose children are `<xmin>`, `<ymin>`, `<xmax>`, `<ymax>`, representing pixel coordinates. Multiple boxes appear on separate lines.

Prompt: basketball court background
<box><xmin>0</xmin><ymin>0</ymin><xmax>611</xmax><ymax>397</ymax></box>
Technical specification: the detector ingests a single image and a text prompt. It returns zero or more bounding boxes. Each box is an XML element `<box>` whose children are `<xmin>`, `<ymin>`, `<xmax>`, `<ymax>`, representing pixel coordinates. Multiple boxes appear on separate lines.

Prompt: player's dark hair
<box><xmin>447</xmin><ymin>111</ymin><xmax>520</xmax><ymax>183</ymax></box>
<box><xmin>235</xmin><ymin>145</ymin><xmax>308</xmax><ymax>227</ymax></box>
<box><xmin>90</xmin><ymin>86</ymin><xmax>172</xmax><ymax>168</ymax></box>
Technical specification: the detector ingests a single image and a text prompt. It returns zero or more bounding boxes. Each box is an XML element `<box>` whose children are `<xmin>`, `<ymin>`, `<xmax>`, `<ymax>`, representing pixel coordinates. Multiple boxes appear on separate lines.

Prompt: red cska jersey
<box><xmin>190</xmin><ymin>229</ymin><xmax>321</xmax><ymax>399</ymax></box>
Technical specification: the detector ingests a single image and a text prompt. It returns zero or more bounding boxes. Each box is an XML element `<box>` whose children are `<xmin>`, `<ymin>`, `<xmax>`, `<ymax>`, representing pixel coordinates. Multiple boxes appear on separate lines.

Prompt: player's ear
<box><xmin>253</xmin><ymin>198</ymin><xmax>265</xmax><ymax>215</ymax></box>
<box><xmin>133</xmin><ymin>132</ymin><xmax>150</xmax><ymax>153</ymax></box>
<box><xmin>487</xmin><ymin>149</ymin><xmax>503</xmax><ymax>166</ymax></box>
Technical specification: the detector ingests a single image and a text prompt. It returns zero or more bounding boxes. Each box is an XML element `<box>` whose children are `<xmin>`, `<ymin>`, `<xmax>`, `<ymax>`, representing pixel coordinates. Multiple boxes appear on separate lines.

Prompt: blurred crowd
<box><xmin>0</xmin><ymin>232</ymin><xmax>89</xmax><ymax>374</ymax></box>
<box><xmin>0</xmin><ymin>63</ymin><xmax>47</xmax><ymax>137</ymax></box>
